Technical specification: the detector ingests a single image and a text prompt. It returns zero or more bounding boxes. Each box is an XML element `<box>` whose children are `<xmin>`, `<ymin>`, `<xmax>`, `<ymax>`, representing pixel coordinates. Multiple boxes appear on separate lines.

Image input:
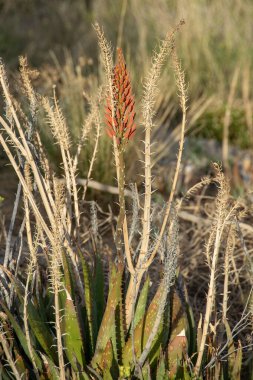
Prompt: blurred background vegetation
<box><xmin>0</xmin><ymin>0</ymin><xmax>253</xmax><ymax>188</ymax></box>
<box><xmin>1</xmin><ymin>0</ymin><xmax>252</xmax><ymax>93</ymax></box>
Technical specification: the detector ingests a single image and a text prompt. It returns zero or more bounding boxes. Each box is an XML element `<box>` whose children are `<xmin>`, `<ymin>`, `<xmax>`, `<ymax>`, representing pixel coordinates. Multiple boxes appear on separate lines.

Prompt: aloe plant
<box><xmin>2</xmin><ymin>259</ymin><xmax>242</xmax><ymax>379</ymax></box>
<box><xmin>0</xmin><ymin>256</ymin><xmax>196</xmax><ymax>379</ymax></box>
<box><xmin>0</xmin><ymin>24</ymin><xmax>247</xmax><ymax>380</ymax></box>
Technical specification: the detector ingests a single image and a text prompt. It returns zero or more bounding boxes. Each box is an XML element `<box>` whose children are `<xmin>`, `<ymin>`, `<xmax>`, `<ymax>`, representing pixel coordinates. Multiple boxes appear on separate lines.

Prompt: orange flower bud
<box><xmin>105</xmin><ymin>48</ymin><xmax>136</xmax><ymax>146</ymax></box>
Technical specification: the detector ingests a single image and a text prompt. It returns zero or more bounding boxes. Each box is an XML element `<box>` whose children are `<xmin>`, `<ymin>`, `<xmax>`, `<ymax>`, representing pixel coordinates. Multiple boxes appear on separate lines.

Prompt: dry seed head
<box><xmin>185</xmin><ymin>176</ymin><xmax>211</xmax><ymax>199</ymax></box>
<box><xmin>33</xmin><ymin>130</ymin><xmax>51</xmax><ymax>179</ymax></box>
<box><xmin>213</xmin><ymin>165</ymin><xmax>231</xmax><ymax>221</ymax></box>
<box><xmin>105</xmin><ymin>48</ymin><xmax>136</xmax><ymax>146</ymax></box>
<box><xmin>48</xmin><ymin>201</ymin><xmax>64</xmax><ymax>294</ymax></box>
<box><xmin>42</xmin><ymin>96</ymin><xmax>71</xmax><ymax>151</ymax></box>
<box><xmin>94</xmin><ymin>23</ymin><xmax>114</xmax><ymax>87</ymax></box>
<box><xmin>80</xmin><ymin>111</ymin><xmax>94</xmax><ymax>142</ymax></box>
<box><xmin>19</xmin><ymin>56</ymin><xmax>38</xmax><ymax>119</ymax></box>
<box><xmin>141</xmin><ymin>20</ymin><xmax>185</xmax><ymax>132</ymax></box>
<box><xmin>172</xmin><ymin>48</ymin><xmax>188</xmax><ymax>110</ymax></box>
<box><xmin>29</xmin><ymin>228</ymin><xmax>41</xmax><ymax>267</ymax></box>
<box><xmin>12</xmin><ymin>97</ymin><xmax>30</xmax><ymax>128</ymax></box>
<box><xmin>53</xmin><ymin>177</ymin><xmax>66</xmax><ymax>226</ymax></box>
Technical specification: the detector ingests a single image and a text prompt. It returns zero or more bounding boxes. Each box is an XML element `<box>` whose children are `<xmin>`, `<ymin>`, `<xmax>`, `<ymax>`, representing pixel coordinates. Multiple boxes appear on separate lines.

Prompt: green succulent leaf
<box><xmin>182</xmin><ymin>282</ymin><xmax>196</xmax><ymax>356</ymax></box>
<box><xmin>61</xmin><ymin>290</ymin><xmax>86</xmax><ymax>371</ymax></box>
<box><xmin>93</xmin><ymin>254</ymin><xmax>105</xmax><ymax>337</ymax></box>
<box><xmin>133</xmin><ymin>275</ymin><xmax>150</xmax><ymax>329</ymax></box>
<box><xmin>138</xmin><ymin>362</ymin><xmax>152</xmax><ymax>380</ymax></box>
<box><xmin>101</xmin><ymin>339</ymin><xmax>118</xmax><ymax>378</ymax></box>
<box><xmin>102</xmin><ymin>369</ymin><xmax>114</xmax><ymax>380</ymax></box>
<box><xmin>13</xmin><ymin>348</ymin><xmax>27</xmax><ymax>377</ymax></box>
<box><xmin>0</xmin><ymin>302</ymin><xmax>43</xmax><ymax>371</ymax></box>
<box><xmin>182</xmin><ymin>362</ymin><xmax>192</xmax><ymax>380</ymax></box>
<box><xmin>62</xmin><ymin>250</ymin><xmax>75</xmax><ymax>298</ymax></box>
<box><xmin>223</xmin><ymin>318</ymin><xmax>236</xmax><ymax>377</ymax></box>
<box><xmin>0</xmin><ymin>363</ymin><xmax>13</xmax><ymax>380</ymax></box>
<box><xmin>123</xmin><ymin>282</ymin><xmax>165</xmax><ymax>369</ymax></box>
<box><xmin>156</xmin><ymin>349</ymin><xmax>168</xmax><ymax>379</ymax></box>
<box><xmin>60</xmin><ymin>253</ymin><xmax>86</xmax><ymax>371</ymax></box>
<box><xmin>0</xmin><ymin>266</ymin><xmax>57</xmax><ymax>362</ymax></box>
<box><xmin>92</xmin><ymin>263</ymin><xmax>124</xmax><ymax>369</ymax></box>
<box><xmin>232</xmin><ymin>340</ymin><xmax>242</xmax><ymax>380</ymax></box>
<box><xmin>167</xmin><ymin>290</ymin><xmax>188</xmax><ymax>377</ymax></box>
<box><xmin>80</xmin><ymin>253</ymin><xmax>96</xmax><ymax>355</ymax></box>
<box><xmin>40</xmin><ymin>353</ymin><xmax>60</xmax><ymax>380</ymax></box>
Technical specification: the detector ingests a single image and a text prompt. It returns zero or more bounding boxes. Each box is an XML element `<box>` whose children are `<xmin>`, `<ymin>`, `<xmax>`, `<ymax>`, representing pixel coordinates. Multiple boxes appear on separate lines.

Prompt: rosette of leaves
<box><xmin>0</xmin><ymin>253</ymin><xmax>196</xmax><ymax>379</ymax></box>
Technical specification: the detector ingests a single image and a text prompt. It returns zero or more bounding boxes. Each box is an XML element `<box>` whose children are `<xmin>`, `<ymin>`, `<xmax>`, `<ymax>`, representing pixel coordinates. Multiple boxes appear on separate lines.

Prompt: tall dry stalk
<box><xmin>222</xmin><ymin>226</ymin><xmax>234</xmax><ymax>321</ymax></box>
<box><xmin>49</xmin><ymin>182</ymin><xmax>67</xmax><ymax>380</ymax></box>
<box><xmin>125</xmin><ymin>29</ymin><xmax>186</xmax><ymax>328</ymax></box>
<box><xmin>222</xmin><ymin>67</ymin><xmax>240</xmax><ymax>172</ymax></box>
<box><xmin>0</xmin><ymin>323</ymin><xmax>22</xmax><ymax>379</ymax></box>
<box><xmin>194</xmin><ymin>166</ymin><xmax>241</xmax><ymax>376</ymax></box>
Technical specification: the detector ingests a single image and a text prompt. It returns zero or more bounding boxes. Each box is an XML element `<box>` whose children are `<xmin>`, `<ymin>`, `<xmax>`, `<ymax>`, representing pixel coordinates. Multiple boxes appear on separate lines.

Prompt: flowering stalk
<box><xmin>105</xmin><ymin>48</ymin><xmax>136</xmax><ymax>146</ymax></box>
<box><xmin>105</xmin><ymin>48</ymin><xmax>136</xmax><ymax>258</ymax></box>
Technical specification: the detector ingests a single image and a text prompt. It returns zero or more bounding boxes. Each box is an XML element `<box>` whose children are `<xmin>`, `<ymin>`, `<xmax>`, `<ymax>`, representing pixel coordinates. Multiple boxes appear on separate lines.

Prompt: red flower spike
<box><xmin>105</xmin><ymin>48</ymin><xmax>136</xmax><ymax>146</ymax></box>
